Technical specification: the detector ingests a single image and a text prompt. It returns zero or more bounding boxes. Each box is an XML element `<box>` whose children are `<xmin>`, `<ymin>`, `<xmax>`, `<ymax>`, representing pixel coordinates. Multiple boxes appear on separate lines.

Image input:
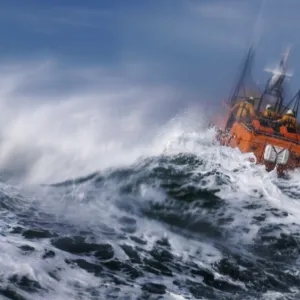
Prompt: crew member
<box><xmin>275</xmin><ymin>109</ymin><xmax>297</xmax><ymax>133</ymax></box>
<box><xmin>263</xmin><ymin>104</ymin><xmax>279</xmax><ymax>120</ymax></box>
<box><xmin>231</xmin><ymin>96</ymin><xmax>256</xmax><ymax>122</ymax></box>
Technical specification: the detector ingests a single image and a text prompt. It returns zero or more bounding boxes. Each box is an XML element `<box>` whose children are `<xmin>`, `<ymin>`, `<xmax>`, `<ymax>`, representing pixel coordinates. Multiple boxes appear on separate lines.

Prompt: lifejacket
<box><xmin>233</xmin><ymin>102</ymin><xmax>256</xmax><ymax>119</ymax></box>
<box><xmin>278</xmin><ymin>115</ymin><xmax>297</xmax><ymax>129</ymax></box>
<box><xmin>263</xmin><ymin>109</ymin><xmax>278</xmax><ymax>120</ymax></box>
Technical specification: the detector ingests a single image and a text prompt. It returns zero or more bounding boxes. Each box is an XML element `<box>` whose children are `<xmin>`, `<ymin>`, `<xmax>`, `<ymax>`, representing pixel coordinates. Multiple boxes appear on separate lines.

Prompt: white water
<box><xmin>0</xmin><ymin>59</ymin><xmax>300</xmax><ymax>299</ymax></box>
<box><xmin>0</xmin><ymin>58</ymin><xmax>208</xmax><ymax>185</ymax></box>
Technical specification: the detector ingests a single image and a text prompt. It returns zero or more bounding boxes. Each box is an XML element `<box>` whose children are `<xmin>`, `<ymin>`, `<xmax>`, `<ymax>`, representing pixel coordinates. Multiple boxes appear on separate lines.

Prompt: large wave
<box><xmin>0</xmin><ymin>58</ymin><xmax>213</xmax><ymax>185</ymax></box>
<box><xmin>0</xmin><ymin>59</ymin><xmax>300</xmax><ymax>299</ymax></box>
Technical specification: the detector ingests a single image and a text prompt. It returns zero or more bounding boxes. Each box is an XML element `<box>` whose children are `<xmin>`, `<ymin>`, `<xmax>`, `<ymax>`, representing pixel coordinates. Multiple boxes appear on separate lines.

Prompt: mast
<box><xmin>224</xmin><ymin>46</ymin><xmax>256</xmax><ymax>130</ymax></box>
<box><xmin>256</xmin><ymin>78</ymin><xmax>285</xmax><ymax>114</ymax></box>
<box><xmin>279</xmin><ymin>89</ymin><xmax>300</xmax><ymax>118</ymax></box>
<box><xmin>227</xmin><ymin>46</ymin><xmax>255</xmax><ymax>107</ymax></box>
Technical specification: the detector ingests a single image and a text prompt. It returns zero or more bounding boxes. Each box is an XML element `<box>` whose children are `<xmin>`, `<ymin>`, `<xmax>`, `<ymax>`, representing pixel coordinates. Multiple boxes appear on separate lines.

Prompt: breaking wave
<box><xmin>0</xmin><ymin>60</ymin><xmax>299</xmax><ymax>300</ymax></box>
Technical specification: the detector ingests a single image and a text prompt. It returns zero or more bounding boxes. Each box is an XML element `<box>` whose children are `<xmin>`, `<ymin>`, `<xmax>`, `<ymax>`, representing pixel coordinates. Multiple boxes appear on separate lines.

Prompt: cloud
<box><xmin>0</xmin><ymin>1</ymin><xmax>268</xmax><ymax>104</ymax></box>
<box><xmin>188</xmin><ymin>1</ymin><xmax>250</xmax><ymax>21</ymax></box>
<box><xmin>0</xmin><ymin>1</ymin><xmax>254</xmax><ymax>50</ymax></box>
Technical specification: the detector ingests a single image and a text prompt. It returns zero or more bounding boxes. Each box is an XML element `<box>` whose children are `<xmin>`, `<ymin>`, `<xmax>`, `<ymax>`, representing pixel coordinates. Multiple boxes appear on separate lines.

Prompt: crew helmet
<box><xmin>266</xmin><ymin>104</ymin><xmax>272</xmax><ymax>110</ymax></box>
<box><xmin>286</xmin><ymin>109</ymin><xmax>294</xmax><ymax>116</ymax></box>
<box><xmin>247</xmin><ymin>96</ymin><xmax>254</xmax><ymax>103</ymax></box>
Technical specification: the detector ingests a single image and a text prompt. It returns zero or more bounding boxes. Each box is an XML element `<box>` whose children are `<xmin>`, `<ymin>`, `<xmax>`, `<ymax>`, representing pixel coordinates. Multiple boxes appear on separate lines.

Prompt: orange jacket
<box><xmin>263</xmin><ymin>109</ymin><xmax>279</xmax><ymax>119</ymax></box>
<box><xmin>232</xmin><ymin>102</ymin><xmax>256</xmax><ymax>118</ymax></box>
<box><xmin>277</xmin><ymin>114</ymin><xmax>297</xmax><ymax>129</ymax></box>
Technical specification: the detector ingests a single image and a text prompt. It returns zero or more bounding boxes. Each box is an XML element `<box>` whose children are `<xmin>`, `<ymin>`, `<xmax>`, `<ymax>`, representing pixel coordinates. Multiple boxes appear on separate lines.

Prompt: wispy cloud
<box><xmin>188</xmin><ymin>1</ymin><xmax>251</xmax><ymax>21</ymax></box>
<box><xmin>0</xmin><ymin>7</ymin><xmax>110</xmax><ymax>35</ymax></box>
<box><xmin>0</xmin><ymin>1</ymin><xmax>300</xmax><ymax>122</ymax></box>
<box><xmin>0</xmin><ymin>1</ymin><xmax>267</xmax><ymax>109</ymax></box>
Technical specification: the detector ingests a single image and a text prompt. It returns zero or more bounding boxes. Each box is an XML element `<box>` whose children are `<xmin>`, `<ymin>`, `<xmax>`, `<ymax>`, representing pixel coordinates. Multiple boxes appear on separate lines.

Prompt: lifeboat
<box><xmin>214</xmin><ymin>46</ymin><xmax>300</xmax><ymax>175</ymax></box>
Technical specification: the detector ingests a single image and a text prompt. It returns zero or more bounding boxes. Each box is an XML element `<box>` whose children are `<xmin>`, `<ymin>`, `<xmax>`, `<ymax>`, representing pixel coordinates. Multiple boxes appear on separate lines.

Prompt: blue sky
<box><xmin>0</xmin><ymin>0</ymin><xmax>300</xmax><ymax>105</ymax></box>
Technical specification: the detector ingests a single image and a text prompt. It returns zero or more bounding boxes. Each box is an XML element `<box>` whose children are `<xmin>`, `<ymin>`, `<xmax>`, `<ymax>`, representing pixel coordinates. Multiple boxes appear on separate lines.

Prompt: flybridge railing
<box><xmin>242</xmin><ymin>123</ymin><xmax>300</xmax><ymax>145</ymax></box>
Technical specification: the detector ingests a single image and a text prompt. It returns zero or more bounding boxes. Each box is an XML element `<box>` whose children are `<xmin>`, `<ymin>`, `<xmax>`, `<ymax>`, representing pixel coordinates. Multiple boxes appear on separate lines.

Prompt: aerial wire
<box><xmin>249</xmin><ymin>0</ymin><xmax>267</xmax><ymax>50</ymax></box>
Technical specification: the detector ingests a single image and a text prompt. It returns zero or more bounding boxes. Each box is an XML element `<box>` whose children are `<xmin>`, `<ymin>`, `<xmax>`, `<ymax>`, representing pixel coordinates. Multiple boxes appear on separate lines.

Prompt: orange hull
<box><xmin>216</xmin><ymin>119</ymin><xmax>300</xmax><ymax>175</ymax></box>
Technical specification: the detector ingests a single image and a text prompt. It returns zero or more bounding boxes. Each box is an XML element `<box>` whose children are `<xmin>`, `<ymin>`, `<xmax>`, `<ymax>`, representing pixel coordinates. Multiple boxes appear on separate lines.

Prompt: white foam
<box><xmin>1</xmin><ymin>58</ymin><xmax>300</xmax><ymax>300</ymax></box>
<box><xmin>0</xmin><ymin>59</ymin><xmax>210</xmax><ymax>185</ymax></box>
